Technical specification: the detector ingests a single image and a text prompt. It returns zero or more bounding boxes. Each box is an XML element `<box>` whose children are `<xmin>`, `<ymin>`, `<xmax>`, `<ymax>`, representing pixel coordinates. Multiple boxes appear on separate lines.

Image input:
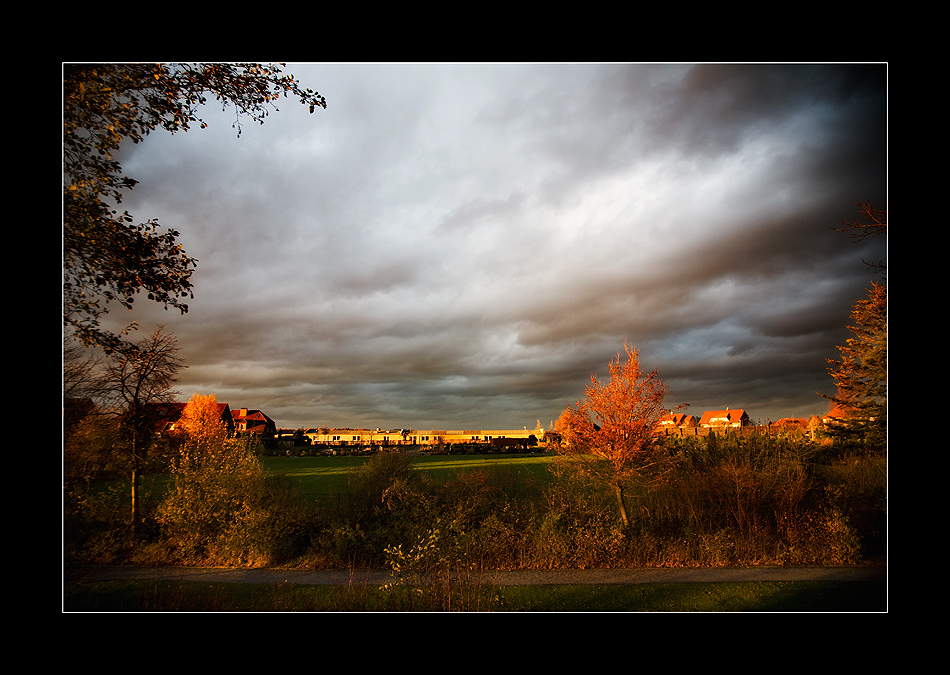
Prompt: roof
<box><xmin>699</xmin><ymin>409</ymin><xmax>748</xmax><ymax>426</ymax></box>
<box><xmin>232</xmin><ymin>409</ymin><xmax>274</xmax><ymax>423</ymax></box>
<box><xmin>231</xmin><ymin>408</ymin><xmax>276</xmax><ymax>436</ymax></box>
<box><xmin>774</xmin><ymin>417</ymin><xmax>809</xmax><ymax>429</ymax></box>
<box><xmin>147</xmin><ymin>401</ymin><xmax>233</xmax><ymax>432</ymax></box>
<box><xmin>659</xmin><ymin>413</ymin><xmax>697</xmax><ymax>426</ymax></box>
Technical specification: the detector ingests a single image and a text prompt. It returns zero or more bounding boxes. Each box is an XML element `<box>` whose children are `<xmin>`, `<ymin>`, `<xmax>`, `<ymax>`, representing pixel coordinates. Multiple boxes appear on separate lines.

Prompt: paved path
<box><xmin>67</xmin><ymin>564</ymin><xmax>886</xmax><ymax>586</ymax></box>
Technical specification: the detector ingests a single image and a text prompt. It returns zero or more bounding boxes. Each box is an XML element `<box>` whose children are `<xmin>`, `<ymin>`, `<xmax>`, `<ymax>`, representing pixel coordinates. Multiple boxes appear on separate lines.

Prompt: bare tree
<box><xmin>835</xmin><ymin>200</ymin><xmax>887</xmax><ymax>274</ymax></box>
<box><xmin>63</xmin><ymin>333</ymin><xmax>107</xmax><ymax>397</ymax></box>
<box><xmin>555</xmin><ymin>343</ymin><xmax>683</xmax><ymax>527</ymax></box>
<box><xmin>97</xmin><ymin>326</ymin><xmax>185</xmax><ymax>538</ymax></box>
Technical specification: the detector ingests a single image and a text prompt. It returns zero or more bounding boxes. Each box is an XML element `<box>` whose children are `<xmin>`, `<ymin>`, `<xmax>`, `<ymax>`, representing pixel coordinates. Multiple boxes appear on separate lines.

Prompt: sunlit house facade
<box><xmin>698</xmin><ymin>408</ymin><xmax>750</xmax><ymax>428</ymax></box>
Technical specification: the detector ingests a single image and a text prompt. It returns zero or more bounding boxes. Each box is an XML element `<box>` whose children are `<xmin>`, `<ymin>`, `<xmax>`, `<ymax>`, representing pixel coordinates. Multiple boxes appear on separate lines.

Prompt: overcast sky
<box><xmin>106</xmin><ymin>63</ymin><xmax>888</xmax><ymax>431</ymax></box>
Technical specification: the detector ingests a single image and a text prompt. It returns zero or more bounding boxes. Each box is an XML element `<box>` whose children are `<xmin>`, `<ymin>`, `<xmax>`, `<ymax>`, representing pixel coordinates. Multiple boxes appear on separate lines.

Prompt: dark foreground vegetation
<box><xmin>63</xmin><ymin>578</ymin><xmax>885</xmax><ymax>612</ymax></box>
<box><xmin>65</xmin><ymin>431</ymin><xmax>886</xmax><ymax>577</ymax></box>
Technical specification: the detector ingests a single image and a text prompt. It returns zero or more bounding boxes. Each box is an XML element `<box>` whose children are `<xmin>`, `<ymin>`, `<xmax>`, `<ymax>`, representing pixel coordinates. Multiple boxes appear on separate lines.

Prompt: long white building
<box><xmin>303</xmin><ymin>425</ymin><xmax>545</xmax><ymax>447</ymax></box>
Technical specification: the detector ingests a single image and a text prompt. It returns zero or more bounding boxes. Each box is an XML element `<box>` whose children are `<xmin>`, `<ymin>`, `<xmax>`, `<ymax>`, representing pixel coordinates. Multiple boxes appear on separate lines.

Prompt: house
<box><xmin>699</xmin><ymin>408</ymin><xmax>750</xmax><ymax>428</ymax></box>
<box><xmin>773</xmin><ymin>417</ymin><xmax>809</xmax><ymax>431</ymax></box>
<box><xmin>304</xmin><ymin>426</ymin><xmax>544</xmax><ymax>447</ymax></box>
<box><xmin>232</xmin><ymin>407</ymin><xmax>277</xmax><ymax>443</ymax></box>
<box><xmin>149</xmin><ymin>400</ymin><xmax>235</xmax><ymax>437</ymax></box>
<box><xmin>658</xmin><ymin>413</ymin><xmax>698</xmax><ymax>428</ymax></box>
<box><xmin>821</xmin><ymin>403</ymin><xmax>853</xmax><ymax>426</ymax></box>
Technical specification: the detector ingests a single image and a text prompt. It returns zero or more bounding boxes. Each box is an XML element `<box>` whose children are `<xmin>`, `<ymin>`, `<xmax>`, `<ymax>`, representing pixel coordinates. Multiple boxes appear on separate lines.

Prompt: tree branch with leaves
<box><xmin>63</xmin><ymin>63</ymin><xmax>327</xmax><ymax>353</ymax></box>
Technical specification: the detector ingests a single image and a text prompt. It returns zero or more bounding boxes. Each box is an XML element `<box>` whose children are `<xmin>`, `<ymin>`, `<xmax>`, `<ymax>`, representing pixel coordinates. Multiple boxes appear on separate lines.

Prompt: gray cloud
<box><xmin>106</xmin><ymin>63</ymin><xmax>887</xmax><ymax>430</ymax></box>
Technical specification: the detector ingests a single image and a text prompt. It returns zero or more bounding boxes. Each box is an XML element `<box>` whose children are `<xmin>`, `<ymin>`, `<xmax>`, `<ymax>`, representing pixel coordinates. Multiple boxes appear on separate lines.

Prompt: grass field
<box><xmin>262</xmin><ymin>453</ymin><xmax>556</xmax><ymax>501</ymax></box>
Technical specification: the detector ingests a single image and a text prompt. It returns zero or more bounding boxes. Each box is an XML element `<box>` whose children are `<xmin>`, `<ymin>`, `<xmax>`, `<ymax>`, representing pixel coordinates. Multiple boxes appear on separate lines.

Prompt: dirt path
<box><xmin>67</xmin><ymin>564</ymin><xmax>886</xmax><ymax>586</ymax></box>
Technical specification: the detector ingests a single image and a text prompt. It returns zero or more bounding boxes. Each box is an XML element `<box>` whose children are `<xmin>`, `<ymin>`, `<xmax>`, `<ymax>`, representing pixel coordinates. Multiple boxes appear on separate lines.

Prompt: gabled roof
<box><xmin>774</xmin><ymin>417</ymin><xmax>809</xmax><ymax>429</ymax></box>
<box><xmin>822</xmin><ymin>403</ymin><xmax>853</xmax><ymax>422</ymax></box>
<box><xmin>699</xmin><ymin>409</ymin><xmax>748</xmax><ymax>426</ymax></box>
<box><xmin>659</xmin><ymin>413</ymin><xmax>697</xmax><ymax>426</ymax></box>
<box><xmin>232</xmin><ymin>409</ymin><xmax>274</xmax><ymax>423</ymax></box>
<box><xmin>231</xmin><ymin>408</ymin><xmax>276</xmax><ymax>436</ymax></box>
<box><xmin>145</xmin><ymin>401</ymin><xmax>187</xmax><ymax>432</ymax></box>
<box><xmin>148</xmin><ymin>401</ymin><xmax>234</xmax><ymax>433</ymax></box>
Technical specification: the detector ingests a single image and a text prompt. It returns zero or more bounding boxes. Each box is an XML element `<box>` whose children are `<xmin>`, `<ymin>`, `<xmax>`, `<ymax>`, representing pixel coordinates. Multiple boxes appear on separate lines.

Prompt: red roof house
<box><xmin>658</xmin><ymin>413</ymin><xmax>699</xmax><ymax>428</ymax></box>
<box><xmin>231</xmin><ymin>407</ymin><xmax>277</xmax><ymax>441</ymax></box>
<box><xmin>699</xmin><ymin>408</ymin><xmax>750</xmax><ymax>428</ymax></box>
<box><xmin>148</xmin><ymin>400</ymin><xmax>235</xmax><ymax>436</ymax></box>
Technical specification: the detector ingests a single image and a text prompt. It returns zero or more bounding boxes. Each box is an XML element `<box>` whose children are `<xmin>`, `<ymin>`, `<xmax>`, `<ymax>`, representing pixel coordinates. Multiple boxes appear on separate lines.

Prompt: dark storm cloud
<box><xmin>105</xmin><ymin>63</ymin><xmax>887</xmax><ymax>430</ymax></box>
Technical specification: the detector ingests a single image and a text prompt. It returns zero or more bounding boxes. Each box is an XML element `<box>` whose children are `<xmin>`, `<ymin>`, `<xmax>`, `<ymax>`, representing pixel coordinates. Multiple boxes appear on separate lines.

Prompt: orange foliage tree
<box><xmin>555</xmin><ymin>343</ymin><xmax>683</xmax><ymax>527</ymax></box>
<box><xmin>176</xmin><ymin>393</ymin><xmax>229</xmax><ymax>456</ymax></box>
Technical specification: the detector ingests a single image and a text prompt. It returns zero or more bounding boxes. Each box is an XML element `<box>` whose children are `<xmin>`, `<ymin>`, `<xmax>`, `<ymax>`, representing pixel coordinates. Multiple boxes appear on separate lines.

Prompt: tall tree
<box><xmin>63</xmin><ymin>63</ymin><xmax>327</xmax><ymax>353</ymax></box>
<box><xmin>555</xmin><ymin>343</ymin><xmax>682</xmax><ymax>527</ymax></box>
<box><xmin>821</xmin><ymin>282</ymin><xmax>887</xmax><ymax>447</ymax></box>
<box><xmin>97</xmin><ymin>326</ymin><xmax>184</xmax><ymax>537</ymax></box>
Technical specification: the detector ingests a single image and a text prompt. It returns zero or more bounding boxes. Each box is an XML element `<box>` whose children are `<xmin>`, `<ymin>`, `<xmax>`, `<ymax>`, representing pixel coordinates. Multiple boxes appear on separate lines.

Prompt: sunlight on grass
<box><xmin>263</xmin><ymin>454</ymin><xmax>557</xmax><ymax>499</ymax></box>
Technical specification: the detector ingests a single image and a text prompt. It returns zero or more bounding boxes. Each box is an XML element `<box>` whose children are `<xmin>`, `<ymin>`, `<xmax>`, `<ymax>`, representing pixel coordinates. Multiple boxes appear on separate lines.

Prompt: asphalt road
<box><xmin>67</xmin><ymin>564</ymin><xmax>886</xmax><ymax>586</ymax></box>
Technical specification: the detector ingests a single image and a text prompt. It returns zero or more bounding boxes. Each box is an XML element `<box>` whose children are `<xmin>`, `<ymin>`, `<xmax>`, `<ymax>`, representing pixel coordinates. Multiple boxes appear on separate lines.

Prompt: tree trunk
<box><xmin>614</xmin><ymin>483</ymin><xmax>630</xmax><ymax>528</ymax></box>
<box><xmin>130</xmin><ymin>461</ymin><xmax>139</xmax><ymax>540</ymax></box>
<box><xmin>130</xmin><ymin>429</ymin><xmax>140</xmax><ymax>541</ymax></box>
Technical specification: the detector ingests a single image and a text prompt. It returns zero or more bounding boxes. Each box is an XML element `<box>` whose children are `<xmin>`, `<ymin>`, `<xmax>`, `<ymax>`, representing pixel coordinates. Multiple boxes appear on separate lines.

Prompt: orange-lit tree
<box><xmin>555</xmin><ymin>343</ymin><xmax>682</xmax><ymax>527</ymax></box>
<box><xmin>176</xmin><ymin>393</ymin><xmax>229</xmax><ymax>457</ymax></box>
<box><xmin>821</xmin><ymin>281</ymin><xmax>887</xmax><ymax>447</ymax></box>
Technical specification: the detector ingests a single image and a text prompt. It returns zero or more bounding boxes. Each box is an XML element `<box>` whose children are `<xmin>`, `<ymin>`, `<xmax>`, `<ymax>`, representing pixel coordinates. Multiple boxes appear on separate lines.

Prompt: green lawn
<box><xmin>263</xmin><ymin>453</ymin><xmax>556</xmax><ymax>501</ymax></box>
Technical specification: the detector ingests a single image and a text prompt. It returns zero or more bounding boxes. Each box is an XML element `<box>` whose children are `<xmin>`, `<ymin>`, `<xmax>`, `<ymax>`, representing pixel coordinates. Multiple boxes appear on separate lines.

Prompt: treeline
<box><xmin>64</xmin><ymin>429</ymin><xmax>885</xmax><ymax>571</ymax></box>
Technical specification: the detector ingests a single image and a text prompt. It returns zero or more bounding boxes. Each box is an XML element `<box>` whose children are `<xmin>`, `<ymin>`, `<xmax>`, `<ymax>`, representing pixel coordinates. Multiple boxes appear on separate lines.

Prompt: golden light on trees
<box><xmin>555</xmin><ymin>343</ymin><xmax>684</xmax><ymax>527</ymax></box>
<box><xmin>158</xmin><ymin>393</ymin><xmax>267</xmax><ymax>563</ymax></box>
<box><xmin>178</xmin><ymin>393</ymin><xmax>228</xmax><ymax>456</ymax></box>
<box><xmin>822</xmin><ymin>281</ymin><xmax>887</xmax><ymax>446</ymax></box>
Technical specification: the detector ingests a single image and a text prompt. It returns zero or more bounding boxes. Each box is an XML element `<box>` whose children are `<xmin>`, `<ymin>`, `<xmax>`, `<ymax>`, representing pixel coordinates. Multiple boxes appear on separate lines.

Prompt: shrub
<box><xmin>642</xmin><ymin>432</ymin><xmax>876</xmax><ymax>565</ymax></box>
<box><xmin>156</xmin><ymin>436</ymin><xmax>270</xmax><ymax>564</ymax></box>
<box><xmin>327</xmin><ymin>452</ymin><xmax>435</xmax><ymax>566</ymax></box>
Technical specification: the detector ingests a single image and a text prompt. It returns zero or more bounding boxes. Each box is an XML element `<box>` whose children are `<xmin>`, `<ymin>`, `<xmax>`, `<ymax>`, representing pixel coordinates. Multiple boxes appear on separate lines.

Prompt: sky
<box><xmin>104</xmin><ymin>63</ymin><xmax>888</xmax><ymax>431</ymax></box>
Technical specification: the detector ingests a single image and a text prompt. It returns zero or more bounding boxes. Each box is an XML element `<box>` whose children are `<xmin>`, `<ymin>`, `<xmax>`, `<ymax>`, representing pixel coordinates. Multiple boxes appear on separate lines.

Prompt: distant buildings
<box><xmin>232</xmin><ymin>407</ymin><xmax>277</xmax><ymax>443</ymax></box>
<box><xmin>132</xmin><ymin>399</ymin><xmax>830</xmax><ymax>452</ymax></box>
<box><xmin>149</xmin><ymin>401</ymin><xmax>235</xmax><ymax>437</ymax></box>
<box><xmin>698</xmin><ymin>408</ymin><xmax>751</xmax><ymax>428</ymax></box>
<box><xmin>147</xmin><ymin>402</ymin><xmax>276</xmax><ymax>445</ymax></box>
<box><xmin>299</xmin><ymin>425</ymin><xmax>544</xmax><ymax>448</ymax></box>
<box><xmin>659</xmin><ymin>413</ymin><xmax>699</xmax><ymax>428</ymax></box>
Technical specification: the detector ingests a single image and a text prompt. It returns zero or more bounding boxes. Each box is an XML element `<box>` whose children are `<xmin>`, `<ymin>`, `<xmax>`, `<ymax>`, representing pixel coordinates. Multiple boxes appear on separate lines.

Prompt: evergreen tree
<box><xmin>822</xmin><ymin>282</ymin><xmax>887</xmax><ymax>447</ymax></box>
